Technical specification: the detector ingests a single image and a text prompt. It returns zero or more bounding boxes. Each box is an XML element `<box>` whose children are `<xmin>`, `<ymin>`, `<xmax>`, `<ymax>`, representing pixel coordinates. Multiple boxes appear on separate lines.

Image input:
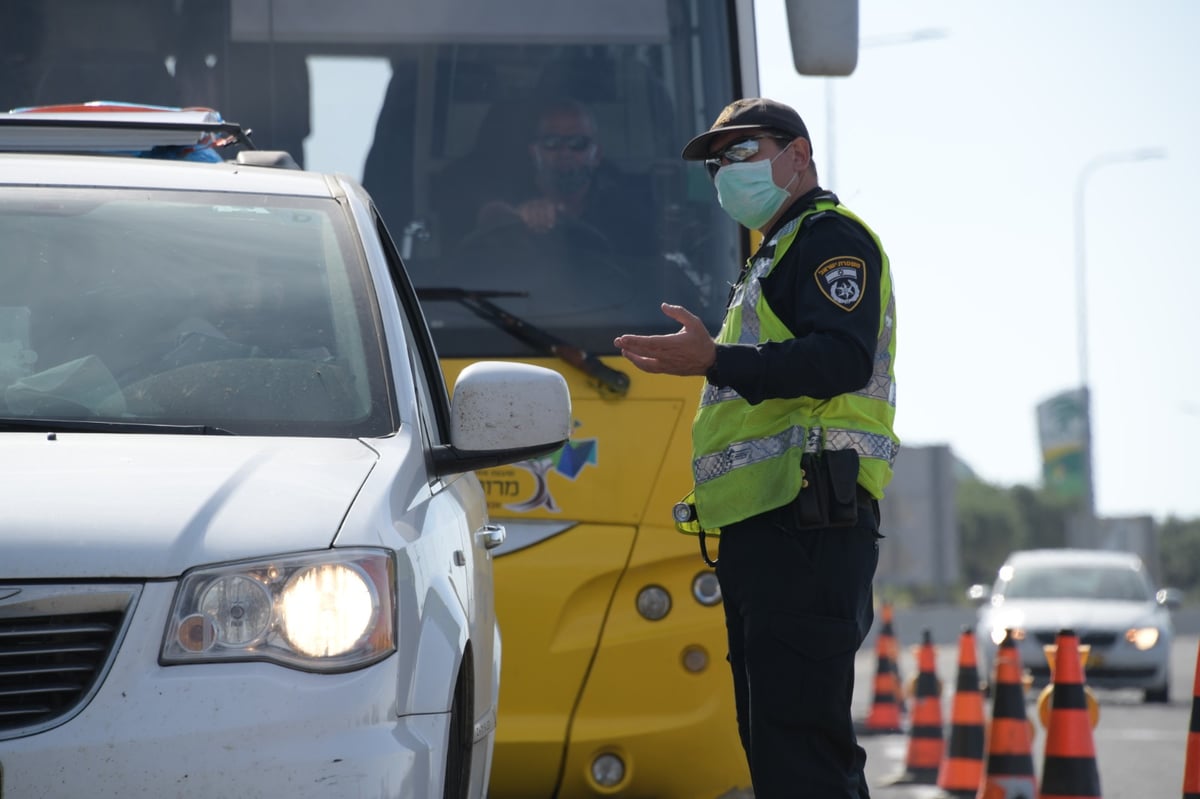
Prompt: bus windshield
<box><xmin>2</xmin><ymin>0</ymin><xmax>742</xmax><ymax>359</ymax></box>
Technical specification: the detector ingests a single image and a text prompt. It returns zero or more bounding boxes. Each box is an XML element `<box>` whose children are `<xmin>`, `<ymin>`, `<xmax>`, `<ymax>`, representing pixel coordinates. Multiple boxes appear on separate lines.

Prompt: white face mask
<box><xmin>713</xmin><ymin>143</ymin><xmax>796</xmax><ymax>230</ymax></box>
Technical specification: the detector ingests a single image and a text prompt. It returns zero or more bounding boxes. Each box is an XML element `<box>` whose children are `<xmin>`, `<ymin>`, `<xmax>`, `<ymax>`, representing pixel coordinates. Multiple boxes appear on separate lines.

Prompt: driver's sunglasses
<box><xmin>704</xmin><ymin>135</ymin><xmax>790</xmax><ymax>179</ymax></box>
<box><xmin>535</xmin><ymin>134</ymin><xmax>594</xmax><ymax>152</ymax></box>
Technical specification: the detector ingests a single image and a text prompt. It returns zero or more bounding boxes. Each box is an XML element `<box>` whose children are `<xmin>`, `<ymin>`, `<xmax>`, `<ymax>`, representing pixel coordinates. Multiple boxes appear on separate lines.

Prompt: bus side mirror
<box><xmin>785</xmin><ymin>0</ymin><xmax>859</xmax><ymax>76</ymax></box>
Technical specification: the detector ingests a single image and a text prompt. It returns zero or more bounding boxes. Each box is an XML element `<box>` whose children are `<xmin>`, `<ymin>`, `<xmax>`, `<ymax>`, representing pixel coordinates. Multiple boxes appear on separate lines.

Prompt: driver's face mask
<box><xmin>533</xmin><ymin>134</ymin><xmax>598</xmax><ymax>196</ymax></box>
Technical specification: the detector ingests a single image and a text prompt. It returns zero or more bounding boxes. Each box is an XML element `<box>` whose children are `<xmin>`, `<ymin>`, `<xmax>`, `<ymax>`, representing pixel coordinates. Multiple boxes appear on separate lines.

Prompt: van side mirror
<box><xmin>432</xmin><ymin>361</ymin><xmax>571</xmax><ymax>476</ymax></box>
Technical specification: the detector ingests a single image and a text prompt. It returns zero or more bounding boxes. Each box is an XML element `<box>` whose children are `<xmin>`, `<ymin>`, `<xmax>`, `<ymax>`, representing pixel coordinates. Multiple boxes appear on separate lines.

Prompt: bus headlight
<box><xmin>681</xmin><ymin>645</ymin><xmax>709</xmax><ymax>673</ymax></box>
<box><xmin>590</xmin><ymin>752</ymin><xmax>626</xmax><ymax>789</ymax></box>
<box><xmin>162</xmin><ymin>548</ymin><xmax>395</xmax><ymax>672</ymax></box>
<box><xmin>635</xmin><ymin>585</ymin><xmax>671</xmax><ymax>621</ymax></box>
<box><xmin>691</xmin><ymin>571</ymin><xmax>722</xmax><ymax>606</ymax></box>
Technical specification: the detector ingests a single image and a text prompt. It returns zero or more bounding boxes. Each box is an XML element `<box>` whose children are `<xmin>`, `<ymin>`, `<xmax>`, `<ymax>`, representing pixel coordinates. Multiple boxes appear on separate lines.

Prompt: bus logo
<box><xmin>486</xmin><ymin>438</ymin><xmax>597</xmax><ymax>513</ymax></box>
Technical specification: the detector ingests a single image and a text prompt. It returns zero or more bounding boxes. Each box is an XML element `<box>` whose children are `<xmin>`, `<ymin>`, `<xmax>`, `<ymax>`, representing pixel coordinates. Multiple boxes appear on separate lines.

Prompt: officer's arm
<box><xmin>706</xmin><ymin>219</ymin><xmax>881</xmax><ymax>404</ymax></box>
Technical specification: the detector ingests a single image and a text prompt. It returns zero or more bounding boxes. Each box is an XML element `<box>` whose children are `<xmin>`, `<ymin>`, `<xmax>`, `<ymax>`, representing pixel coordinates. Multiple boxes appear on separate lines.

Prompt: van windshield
<box><xmin>0</xmin><ymin>187</ymin><xmax>390</xmax><ymax>437</ymax></box>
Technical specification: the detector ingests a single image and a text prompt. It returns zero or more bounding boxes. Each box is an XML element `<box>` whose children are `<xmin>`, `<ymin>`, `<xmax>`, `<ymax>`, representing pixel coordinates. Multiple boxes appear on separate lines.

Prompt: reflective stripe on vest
<box><xmin>690</xmin><ymin>199</ymin><xmax>899</xmax><ymax>529</ymax></box>
<box><xmin>694</xmin><ymin>424</ymin><xmax>821</xmax><ymax>484</ymax></box>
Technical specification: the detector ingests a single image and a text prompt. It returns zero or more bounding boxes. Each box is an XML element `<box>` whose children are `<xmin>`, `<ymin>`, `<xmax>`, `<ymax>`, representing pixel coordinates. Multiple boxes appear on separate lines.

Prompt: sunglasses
<box><xmin>704</xmin><ymin>134</ymin><xmax>791</xmax><ymax>179</ymax></box>
<box><xmin>535</xmin><ymin>134</ymin><xmax>594</xmax><ymax>152</ymax></box>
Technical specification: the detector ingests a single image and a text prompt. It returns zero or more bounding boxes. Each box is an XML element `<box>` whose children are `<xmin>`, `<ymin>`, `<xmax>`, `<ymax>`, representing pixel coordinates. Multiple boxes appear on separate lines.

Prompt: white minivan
<box><xmin>0</xmin><ymin>108</ymin><xmax>570</xmax><ymax>798</ymax></box>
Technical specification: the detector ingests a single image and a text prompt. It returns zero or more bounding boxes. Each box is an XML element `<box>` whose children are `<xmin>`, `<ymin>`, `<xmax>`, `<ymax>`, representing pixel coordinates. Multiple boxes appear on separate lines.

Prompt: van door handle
<box><xmin>476</xmin><ymin>523</ymin><xmax>506</xmax><ymax>550</ymax></box>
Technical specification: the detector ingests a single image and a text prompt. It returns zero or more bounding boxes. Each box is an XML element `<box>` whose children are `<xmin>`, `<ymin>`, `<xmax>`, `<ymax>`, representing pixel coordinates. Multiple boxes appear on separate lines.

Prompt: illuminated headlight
<box><xmin>1127</xmin><ymin>627</ymin><xmax>1160</xmax><ymax>650</ymax></box>
<box><xmin>691</xmin><ymin>571</ymin><xmax>722</xmax><ymax>606</ymax></box>
<box><xmin>281</xmin><ymin>563</ymin><xmax>376</xmax><ymax>656</ymax></box>
<box><xmin>991</xmin><ymin>626</ymin><xmax>1025</xmax><ymax>646</ymax></box>
<box><xmin>590</xmin><ymin>753</ymin><xmax>626</xmax><ymax>788</ymax></box>
<box><xmin>162</xmin><ymin>549</ymin><xmax>395</xmax><ymax>672</ymax></box>
<box><xmin>635</xmin><ymin>585</ymin><xmax>671</xmax><ymax>621</ymax></box>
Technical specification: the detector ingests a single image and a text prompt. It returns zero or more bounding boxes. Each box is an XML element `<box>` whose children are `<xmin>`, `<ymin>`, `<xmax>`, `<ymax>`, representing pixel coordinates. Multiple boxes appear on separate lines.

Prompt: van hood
<box><xmin>1</xmin><ymin>433</ymin><xmax>378</xmax><ymax>579</ymax></box>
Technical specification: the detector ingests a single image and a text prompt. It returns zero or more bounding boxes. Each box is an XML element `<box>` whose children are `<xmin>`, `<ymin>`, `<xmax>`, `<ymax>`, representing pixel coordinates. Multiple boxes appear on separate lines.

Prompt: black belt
<box><xmin>750</xmin><ymin>484</ymin><xmax>875</xmax><ymax>529</ymax></box>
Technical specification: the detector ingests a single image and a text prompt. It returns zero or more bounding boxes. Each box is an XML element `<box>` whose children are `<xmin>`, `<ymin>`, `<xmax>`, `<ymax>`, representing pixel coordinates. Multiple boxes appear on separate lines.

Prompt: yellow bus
<box><xmin>1</xmin><ymin>2</ymin><xmax>855</xmax><ymax>795</ymax></box>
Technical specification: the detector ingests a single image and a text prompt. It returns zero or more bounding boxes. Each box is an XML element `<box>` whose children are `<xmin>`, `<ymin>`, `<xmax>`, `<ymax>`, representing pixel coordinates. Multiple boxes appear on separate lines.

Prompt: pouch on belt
<box><xmin>793</xmin><ymin>449</ymin><xmax>860</xmax><ymax>529</ymax></box>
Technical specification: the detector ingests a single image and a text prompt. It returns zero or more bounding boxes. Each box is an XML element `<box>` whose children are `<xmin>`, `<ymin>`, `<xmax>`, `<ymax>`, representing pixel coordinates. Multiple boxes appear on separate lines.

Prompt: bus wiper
<box><xmin>417</xmin><ymin>288</ymin><xmax>631</xmax><ymax>397</ymax></box>
<box><xmin>0</xmin><ymin>418</ymin><xmax>236</xmax><ymax>435</ymax></box>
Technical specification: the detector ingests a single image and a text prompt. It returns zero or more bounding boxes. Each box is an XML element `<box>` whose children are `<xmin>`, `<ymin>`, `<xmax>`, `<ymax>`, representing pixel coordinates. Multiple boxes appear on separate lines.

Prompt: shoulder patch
<box><xmin>815</xmin><ymin>256</ymin><xmax>866</xmax><ymax>311</ymax></box>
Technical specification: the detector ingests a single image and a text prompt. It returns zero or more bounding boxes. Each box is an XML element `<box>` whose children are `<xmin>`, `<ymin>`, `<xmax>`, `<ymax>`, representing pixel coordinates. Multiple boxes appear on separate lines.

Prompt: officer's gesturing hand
<box><xmin>614</xmin><ymin>303</ymin><xmax>716</xmax><ymax>376</ymax></box>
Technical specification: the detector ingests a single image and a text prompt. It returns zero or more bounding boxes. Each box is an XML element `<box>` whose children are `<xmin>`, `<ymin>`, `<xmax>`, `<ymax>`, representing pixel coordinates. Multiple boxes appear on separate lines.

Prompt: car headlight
<box><xmin>1126</xmin><ymin>627</ymin><xmax>1160</xmax><ymax>650</ymax></box>
<box><xmin>986</xmin><ymin>608</ymin><xmax>1026</xmax><ymax>647</ymax></box>
<box><xmin>162</xmin><ymin>548</ymin><xmax>395</xmax><ymax>672</ymax></box>
<box><xmin>990</xmin><ymin>625</ymin><xmax>1025</xmax><ymax>646</ymax></box>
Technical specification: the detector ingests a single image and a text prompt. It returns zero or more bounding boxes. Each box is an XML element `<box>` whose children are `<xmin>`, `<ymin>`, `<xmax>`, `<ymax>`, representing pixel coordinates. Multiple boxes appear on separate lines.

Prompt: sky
<box><xmin>756</xmin><ymin>0</ymin><xmax>1200</xmax><ymax>520</ymax></box>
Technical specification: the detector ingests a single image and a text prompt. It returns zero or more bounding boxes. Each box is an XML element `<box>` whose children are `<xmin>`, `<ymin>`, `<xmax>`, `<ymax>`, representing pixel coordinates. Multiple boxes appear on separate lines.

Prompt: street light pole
<box><xmin>824</xmin><ymin>27</ymin><xmax>947</xmax><ymax>190</ymax></box>
<box><xmin>1073</xmin><ymin>147</ymin><xmax>1166</xmax><ymax>389</ymax></box>
<box><xmin>1071</xmin><ymin>147</ymin><xmax>1165</xmax><ymax>526</ymax></box>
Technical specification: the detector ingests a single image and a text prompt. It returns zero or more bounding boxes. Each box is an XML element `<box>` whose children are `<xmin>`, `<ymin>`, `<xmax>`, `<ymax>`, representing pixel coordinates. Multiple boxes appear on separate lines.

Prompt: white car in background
<box><xmin>970</xmin><ymin>548</ymin><xmax>1180</xmax><ymax>703</ymax></box>
<box><xmin>0</xmin><ymin>107</ymin><xmax>571</xmax><ymax>798</ymax></box>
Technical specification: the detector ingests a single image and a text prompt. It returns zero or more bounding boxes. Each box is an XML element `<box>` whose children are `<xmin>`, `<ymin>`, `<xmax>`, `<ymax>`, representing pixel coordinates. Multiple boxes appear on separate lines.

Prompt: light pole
<box><xmin>1071</xmin><ymin>147</ymin><xmax>1165</xmax><ymax>527</ymax></box>
<box><xmin>1074</xmin><ymin>147</ymin><xmax>1166</xmax><ymax>389</ymax></box>
<box><xmin>824</xmin><ymin>27</ymin><xmax>947</xmax><ymax>190</ymax></box>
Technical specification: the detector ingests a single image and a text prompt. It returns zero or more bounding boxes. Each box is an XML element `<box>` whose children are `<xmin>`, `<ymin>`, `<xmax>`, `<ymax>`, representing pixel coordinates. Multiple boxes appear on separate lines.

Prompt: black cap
<box><xmin>681</xmin><ymin>97</ymin><xmax>811</xmax><ymax>161</ymax></box>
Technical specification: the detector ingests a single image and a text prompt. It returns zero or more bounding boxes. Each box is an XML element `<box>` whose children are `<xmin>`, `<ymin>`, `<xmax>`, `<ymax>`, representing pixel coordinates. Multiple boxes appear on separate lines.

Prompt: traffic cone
<box><xmin>977</xmin><ymin>629</ymin><xmax>1037</xmax><ymax>799</ymax></box>
<box><xmin>937</xmin><ymin>627</ymin><xmax>986</xmax><ymax>797</ymax></box>
<box><xmin>862</xmin><ymin>601</ymin><xmax>904</xmax><ymax>734</ymax></box>
<box><xmin>1040</xmin><ymin>629</ymin><xmax>1100</xmax><ymax>799</ymax></box>
<box><xmin>897</xmin><ymin>629</ymin><xmax>944</xmax><ymax>784</ymax></box>
<box><xmin>883</xmin><ymin>601</ymin><xmax>908</xmax><ymax>711</ymax></box>
<box><xmin>1185</xmin><ymin>640</ymin><xmax>1200</xmax><ymax>799</ymax></box>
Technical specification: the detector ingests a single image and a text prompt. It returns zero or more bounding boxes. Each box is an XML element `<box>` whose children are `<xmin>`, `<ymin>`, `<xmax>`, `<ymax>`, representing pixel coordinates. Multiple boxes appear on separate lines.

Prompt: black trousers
<box><xmin>715</xmin><ymin>500</ymin><xmax>880</xmax><ymax>799</ymax></box>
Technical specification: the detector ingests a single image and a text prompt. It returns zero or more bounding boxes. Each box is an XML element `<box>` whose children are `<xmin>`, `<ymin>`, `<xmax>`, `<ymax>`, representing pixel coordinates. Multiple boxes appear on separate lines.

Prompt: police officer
<box><xmin>613</xmin><ymin>97</ymin><xmax>898</xmax><ymax>798</ymax></box>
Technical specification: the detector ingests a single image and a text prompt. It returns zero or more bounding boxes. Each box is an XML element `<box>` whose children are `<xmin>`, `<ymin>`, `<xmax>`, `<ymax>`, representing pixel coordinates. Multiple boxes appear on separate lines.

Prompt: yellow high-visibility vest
<box><xmin>691</xmin><ymin>199</ymin><xmax>898</xmax><ymax>530</ymax></box>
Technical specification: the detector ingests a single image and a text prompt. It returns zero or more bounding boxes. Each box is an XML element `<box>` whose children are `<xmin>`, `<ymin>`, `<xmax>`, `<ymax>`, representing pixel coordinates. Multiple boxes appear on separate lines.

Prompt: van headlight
<box><xmin>162</xmin><ymin>549</ymin><xmax>395</xmax><ymax>672</ymax></box>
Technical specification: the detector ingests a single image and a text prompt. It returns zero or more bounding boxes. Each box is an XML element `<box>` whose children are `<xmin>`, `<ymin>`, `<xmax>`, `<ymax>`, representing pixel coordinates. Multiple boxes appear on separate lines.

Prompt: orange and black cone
<box><xmin>937</xmin><ymin>626</ymin><xmax>986</xmax><ymax>797</ymax></box>
<box><xmin>977</xmin><ymin>629</ymin><xmax>1037</xmax><ymax>799</ymax></box>
<box><xmin>883</xmin><ymin>601</ymin><xmax>908</xmax><ymax>712</ymax></box>
<box><xmin>1183</xmin><ymin>639</ymin><xmax>1200</xmax><ymax>799</ymax></box>
<box><xmin>899</xmin><ymin>629</ymin><xmax>944</xmax><ymax>784</ymax></box>
<box><xmin>862</xmin><ymin>600</ymin><xmax>905</xmax><ymax>734</ymax></box>
<box><xmin>1040</xmin><ymin>628</ymin><xmax>1100</xmax><ymax>799</ymax></box>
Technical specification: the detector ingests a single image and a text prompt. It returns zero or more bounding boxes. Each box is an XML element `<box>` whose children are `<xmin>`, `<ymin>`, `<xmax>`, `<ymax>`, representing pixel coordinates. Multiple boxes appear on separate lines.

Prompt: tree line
<box><xmin>956</xmin><ymin>479</ymin><xmax>1200</xmax><ymax>598</ymax></box>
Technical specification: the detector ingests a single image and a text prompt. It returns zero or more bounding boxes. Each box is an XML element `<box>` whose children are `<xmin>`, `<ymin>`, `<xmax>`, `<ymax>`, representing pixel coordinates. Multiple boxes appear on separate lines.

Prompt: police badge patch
<box><xmin>815</xmin><ymin>256</ymin><xmax>866</xmax><ymax>311</ymax></box>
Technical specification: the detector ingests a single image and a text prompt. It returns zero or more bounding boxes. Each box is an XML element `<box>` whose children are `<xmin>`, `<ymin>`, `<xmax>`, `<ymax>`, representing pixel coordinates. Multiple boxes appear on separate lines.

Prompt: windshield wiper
<box><xmin>417</xmin><ymin>287</ymin><xmax>631</xmax><ymax>397</ymax></box>
<box><xmin>0</xmin><ymin>418</ymin><xmax>236</xmax><ymax>435</ymax></box>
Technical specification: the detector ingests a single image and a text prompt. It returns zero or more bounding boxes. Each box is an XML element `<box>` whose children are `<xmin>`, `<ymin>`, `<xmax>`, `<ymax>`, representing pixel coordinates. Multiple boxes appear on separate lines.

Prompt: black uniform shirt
<box><xmin>706</xmin><ymin>187</ymin><xmax>883</xmax><ymax>406</ymax></box>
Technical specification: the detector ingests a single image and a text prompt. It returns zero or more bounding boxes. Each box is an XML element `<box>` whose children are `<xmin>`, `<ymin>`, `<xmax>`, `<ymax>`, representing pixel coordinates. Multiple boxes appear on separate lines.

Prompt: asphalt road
<box><xmin>854</xmin><ymin>633</ymin><xmax>1198</xmax><ymax>799</ymax></box>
